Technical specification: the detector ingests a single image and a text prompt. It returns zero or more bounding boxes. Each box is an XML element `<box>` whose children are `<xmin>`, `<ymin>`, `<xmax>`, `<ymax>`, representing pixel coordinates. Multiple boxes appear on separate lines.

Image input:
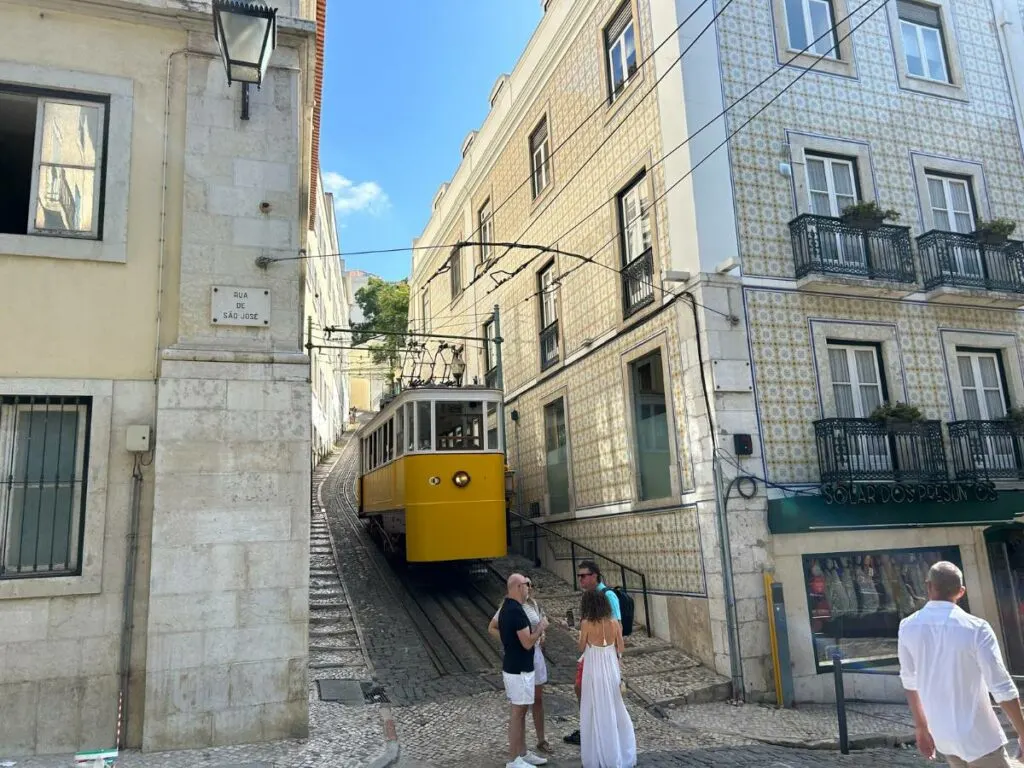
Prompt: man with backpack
<box><xmin>563</xmin><ymin>559</ymin><xmax>635</xmax><ymax>745</ymax></box>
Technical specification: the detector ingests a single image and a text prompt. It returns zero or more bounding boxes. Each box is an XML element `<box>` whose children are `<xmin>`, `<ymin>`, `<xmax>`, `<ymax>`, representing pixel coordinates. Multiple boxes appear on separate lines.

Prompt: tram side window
<box><xmin>396</xmin><ymin>410</ymin><xmax>405</xmax><ymax>457</ymax></box>
<box><xmin>405</xmin><ymin>403</ymin><xmax>415</xmax><ymax>452</ymax></box>
<box><xmin>436</xmin><ymin>401</ymin><xmax>484</xmax><ymax>451</ymax></box>
<box><xmin>487</xmin><ymin>402</ymin><xmax>499</xmax><ymax>450</ymax></box>
<box><xmin>385</xmin><ymin>418</ymin><xmax>393</xmax><ymax>462</ymax></box>
<box><xmin>416</xmin><ymin>401</ymin><xmax>433</xmax><ymax>450</ymax></box>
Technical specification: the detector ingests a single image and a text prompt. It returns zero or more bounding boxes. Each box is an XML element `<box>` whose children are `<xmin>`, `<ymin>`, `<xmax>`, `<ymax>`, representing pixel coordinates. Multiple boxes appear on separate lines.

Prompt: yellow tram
<box><xmin>356</xmin><ymin>385</ymin><xmax>509</xmax><ymax>563</ymax></box>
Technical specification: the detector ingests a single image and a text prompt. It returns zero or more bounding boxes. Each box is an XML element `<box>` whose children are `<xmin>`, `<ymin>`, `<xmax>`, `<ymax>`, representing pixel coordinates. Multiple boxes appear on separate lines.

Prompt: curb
<box><xmin>366</xmin><ymin>741</ymin><xmax>401</xmax><ymax>768</ymax></box>
<box><xmin>754</xmin><ymin>731</ymin><xmax>915</xmax><ymax>751</ymax></box>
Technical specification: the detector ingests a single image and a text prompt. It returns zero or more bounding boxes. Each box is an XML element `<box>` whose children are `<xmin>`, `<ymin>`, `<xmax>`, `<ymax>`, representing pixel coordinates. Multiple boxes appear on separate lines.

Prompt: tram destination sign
<box><xmin>211</xmin><ymin>286</ymin><xmax>270</xmax><ymax>327</ymax></box>
<box><xmin>821</xmin><ymin>480</ymin><xmax>998</xmax><ymax>505</ymax></box>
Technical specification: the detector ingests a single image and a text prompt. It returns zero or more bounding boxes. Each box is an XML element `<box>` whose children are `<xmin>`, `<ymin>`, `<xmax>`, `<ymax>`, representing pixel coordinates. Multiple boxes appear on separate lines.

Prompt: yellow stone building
<box><xmin>410</xmin><ymin>0</ymin><xmax>1024</xmax><ymax>703</ymax></box>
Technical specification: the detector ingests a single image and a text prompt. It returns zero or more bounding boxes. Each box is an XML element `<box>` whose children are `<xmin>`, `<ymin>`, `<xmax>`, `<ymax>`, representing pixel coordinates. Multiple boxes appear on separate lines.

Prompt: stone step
<box><xmin>310</xmin><ymin>598</ymin><xmax>347</xmax><ymax>611</ymax></box>
<box><xmin>621</xmin><ymin>648</ymin><xmax>701</xmax><ymax>677</ymax></box>
<box><xmin>309</xmin><ymin>650</ymin><xmax>366</xmax><ymax>669</ymax></box>
<box><xmin>309</xmin><ymin>623</ymin><xmax>357</xmax><ymax>637</ymax></box>
<box><xmin>309</xmin><ymin>609</ymin><xmax>352</xmax><ymax>623</ymax></box>
<box><xmin>310</xmin><ymin>638</ymin><xmax>362</xmax><ymax>652</ymax></box>
<box><xmin>627</xmin><ymin>664</ymin><xmax>733</xmax><ymax>707</ymax></box>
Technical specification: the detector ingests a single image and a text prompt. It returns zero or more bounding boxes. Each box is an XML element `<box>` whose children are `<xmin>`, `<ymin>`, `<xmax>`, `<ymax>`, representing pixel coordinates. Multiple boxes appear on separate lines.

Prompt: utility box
<box><xmin>127</xmin><ymin>425</ymin><xmax>152</xmax><ymax>453</ymax></box>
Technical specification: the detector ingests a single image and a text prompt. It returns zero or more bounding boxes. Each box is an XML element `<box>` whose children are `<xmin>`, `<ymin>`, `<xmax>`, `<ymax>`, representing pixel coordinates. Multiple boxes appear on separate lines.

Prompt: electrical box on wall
<box><xmin>127</xmin><ymin>425</ymin><xmax>152</xmax><ymax>453</ymax></box>
<box><xmin>734</xmin><ymin>433</ymin><xmax>754</xmax><ymax>456</ymax></box>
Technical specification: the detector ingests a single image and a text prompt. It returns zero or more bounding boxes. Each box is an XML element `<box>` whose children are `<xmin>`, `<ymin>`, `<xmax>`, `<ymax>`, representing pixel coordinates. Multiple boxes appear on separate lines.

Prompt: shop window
<box><xmin>803</xmin><ymin>545</ymin><xmax>968</xmax><ymax>672</ymax></box>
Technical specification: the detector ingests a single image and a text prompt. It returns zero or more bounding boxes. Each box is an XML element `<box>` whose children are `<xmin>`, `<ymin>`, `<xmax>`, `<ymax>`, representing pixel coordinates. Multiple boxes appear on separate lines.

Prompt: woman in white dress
<box><xmin>489</xmin><ymin>578</ymin><xmax>552</xmax><ymax>754</ymax></box>
<box><xmin>578</xmin><ymin>588</ymin><xmax>636</xmax><ymax>768</ymax></box>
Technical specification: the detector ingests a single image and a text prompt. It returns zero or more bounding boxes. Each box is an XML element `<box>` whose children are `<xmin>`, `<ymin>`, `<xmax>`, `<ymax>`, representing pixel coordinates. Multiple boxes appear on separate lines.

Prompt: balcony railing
<box><xmin>948</xmin><ymin>420</ymin><xmax>1024</xmax><ymax>481</ymax></box>
<box><xmin>814</xmin><ymin>418</ymin><xmax>947</xmax><ymax>484</ymax></box>
<box><xmin>539</xmin><ymin>320</ymin><xmax>559</xmax><ymax>371</ymax></box>
<box><xmin>790</xmin><ymin>214</ymin><xmax>915</xmax><ymax>283</ymax></box>
<box><xmin>622</xmin><ymin>248</ymin><xmax>655</xmax><ymax>318</ymax></box>
<box><xmin>918</xmin><ymin>231</ymin><xmax>1024</xmax><ymax>293</ymax></box>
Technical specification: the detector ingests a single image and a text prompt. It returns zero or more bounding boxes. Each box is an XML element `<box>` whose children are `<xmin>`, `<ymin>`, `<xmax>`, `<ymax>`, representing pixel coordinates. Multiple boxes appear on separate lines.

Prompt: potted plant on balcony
<box><xmin>869</xmin><ymin>402</ymin><xmax>924</xmax><ymax>428</ymax></box>
<box><xmin>972</xmin><ymin>218</ymin><xmax>1017</xmax><ymax>247</ymax></box>
<box><xmin>841</xmin><ymin>201</ymin><xmax>901</xmax><ymax>231</ymax></box>
<box><xmin>1001</xmin><ymin>406</ymin><xmax>1024</xmax><ymax>429</ymax></box>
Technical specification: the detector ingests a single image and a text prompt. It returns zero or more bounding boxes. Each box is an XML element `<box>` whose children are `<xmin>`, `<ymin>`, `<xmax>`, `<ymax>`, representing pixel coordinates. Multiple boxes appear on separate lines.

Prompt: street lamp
<box><xmin>212</xmin><ymin>0</ymin><xmax>278</xmax><ymax>120</ymax></box>
<box><xmin>451</xmin><ymin>349</ymin><xmax>466</xmax><ymax>387</ymax></box>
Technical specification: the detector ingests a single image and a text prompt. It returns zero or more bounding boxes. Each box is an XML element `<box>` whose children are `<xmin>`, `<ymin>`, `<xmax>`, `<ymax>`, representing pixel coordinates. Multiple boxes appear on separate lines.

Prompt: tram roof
<box><xmin>359</xmin><ymin>385</ymin><xmax>503</xmax><ymax>435</ymax></box>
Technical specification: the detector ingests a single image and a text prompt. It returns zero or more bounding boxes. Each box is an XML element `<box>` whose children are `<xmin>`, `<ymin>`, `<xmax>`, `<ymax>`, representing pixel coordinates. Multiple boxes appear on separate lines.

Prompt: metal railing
<box><xmin>622</xmin><ymin>247</ymin><xmax>656</xmax><ymax>318</ymax></box>
<box><xmin>918</xmin><ymin>231</ymin><xmax>1024</xmax><ymax>293</ymax></box>
<box><xmin>539</xmin><ymin>320</ymin><xmax>559</xmax><ymax>371</ymax></box>
<box><xmin>814</xmin><ymin>418</ymin><xmax>947</xmax><ymax>484</ymax></box>
<box><xmin>506</xmin><ymin>510</ymin><xmax>652</xmax><ymax>637</ymax></box>
<box><xmin>789</xmin><ymin>214</ymin><xmax>916</xmax><ymax>283</ymax></box>
<box><xmin>948</xmin><ymin>419</ymin><xmax>1024</xmax><ymax>480</ymax></box>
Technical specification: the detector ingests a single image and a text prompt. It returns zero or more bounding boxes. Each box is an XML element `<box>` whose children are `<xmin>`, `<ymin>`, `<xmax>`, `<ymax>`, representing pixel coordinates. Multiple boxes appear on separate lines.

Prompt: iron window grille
<box><xmin>813</xmin><ymin>417</ymin><xmax>947</xmax><ymax>484</ymax></box>
<box><xmin>948</xmin><ymin>420</ymin><xmax>1024</xmax><ymax>481</ymax></box>
<box><xmin>918</xmin><ymin>231</ymin><xmax>1024</xmax><ymax>293</ymax></box>
<box><xmin>0</xmin><ymin>395</ymin><xmax>91</xmax><ymax>579</ymax></box>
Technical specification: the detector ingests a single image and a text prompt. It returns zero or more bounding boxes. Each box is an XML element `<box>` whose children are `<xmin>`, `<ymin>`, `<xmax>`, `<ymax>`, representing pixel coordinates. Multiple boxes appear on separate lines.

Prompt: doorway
<box><xmin>986</xmin><ymin>525</ymin><xmax>1024</xmax><ymax>675</ymax></box>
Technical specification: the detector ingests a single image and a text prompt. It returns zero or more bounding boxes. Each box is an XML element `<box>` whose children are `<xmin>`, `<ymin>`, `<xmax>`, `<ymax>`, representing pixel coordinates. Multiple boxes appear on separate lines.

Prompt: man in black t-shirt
<box><xmin>498</xmin><ymin>573</ymin><xmax>549</xmax><ymax>768</ymax></box>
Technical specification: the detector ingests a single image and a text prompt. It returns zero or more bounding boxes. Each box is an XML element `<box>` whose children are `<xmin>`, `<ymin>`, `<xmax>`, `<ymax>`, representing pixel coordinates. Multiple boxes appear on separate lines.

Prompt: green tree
<box><xmin>351</xmin><ymin>277</ymin><xmax>410</xmax><ymax>377</ymax></box>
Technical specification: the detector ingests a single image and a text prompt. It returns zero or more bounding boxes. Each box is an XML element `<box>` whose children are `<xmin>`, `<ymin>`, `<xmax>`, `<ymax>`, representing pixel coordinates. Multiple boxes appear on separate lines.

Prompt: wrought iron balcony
<box><xmin>484</xmin><ymin>367</ymin><xmax>498</xmax><ymax>388</ymax></box>
<box><xmin>790</xmin><ymin>214</ymin><xmax>916</xmax><ymax>283</ymax></box>
<box><xmin>948</xmin><ymin>419</ymin><xmax>1024</xmax><ymax>481</ymax></box>
<box><xmin>622</xmin><ymin>248</ymin><xmax>655</xmax><ymax>318</ymax></box>
<box><xmin>539</xmin><ymin>319</ymin><xmax>559</xmax><ymax>371</ymax></box>
<box><xmin>814</xmin><ymin>418</ymin><xmax>947</xmax><ymax>484</ymax></box>
<box><xmin>918</xmin><ymin>231</ymin><xmax>1024</xmax><ymax>293</ymax></box>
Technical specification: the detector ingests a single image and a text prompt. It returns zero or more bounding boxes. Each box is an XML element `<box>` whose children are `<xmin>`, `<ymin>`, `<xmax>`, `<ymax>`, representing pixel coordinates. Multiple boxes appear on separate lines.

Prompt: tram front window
<box><xmin>436</xmin><ymin>401</ymin><xmax>484</xmax><ymax>451</ymax></box>
<box><xmin>416</xmin><ymin>401</ymin><xmax>432</xmax><ymax>450</ymax></box>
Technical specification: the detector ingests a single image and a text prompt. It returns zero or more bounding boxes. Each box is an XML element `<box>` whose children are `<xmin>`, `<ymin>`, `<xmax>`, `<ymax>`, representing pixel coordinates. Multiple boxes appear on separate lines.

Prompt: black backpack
<box><xmin>602</xmin><ymin>585</ymin><xmax>636</xmax><ymax>636</ymax></box>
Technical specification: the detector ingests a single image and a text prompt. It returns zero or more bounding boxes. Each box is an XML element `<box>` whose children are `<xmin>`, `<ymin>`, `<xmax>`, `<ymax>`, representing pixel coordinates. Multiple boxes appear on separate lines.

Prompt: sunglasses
<box><xmin>577</xmin><ymin>572</ymin><xmax>594</xmax><ymax>579</ymax></box>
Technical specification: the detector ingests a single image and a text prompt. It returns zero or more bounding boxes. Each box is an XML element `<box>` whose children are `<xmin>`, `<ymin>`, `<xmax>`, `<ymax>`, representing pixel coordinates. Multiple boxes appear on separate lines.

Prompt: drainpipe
<box><xmin>713</xmin><ymin>451</ymin><xmax>745</xmax><ymax>700</ymax></box>
<box><xmin>116</xmin><ymin>457</ymin><xmax>145</xmax><ymax>749</ymax></box>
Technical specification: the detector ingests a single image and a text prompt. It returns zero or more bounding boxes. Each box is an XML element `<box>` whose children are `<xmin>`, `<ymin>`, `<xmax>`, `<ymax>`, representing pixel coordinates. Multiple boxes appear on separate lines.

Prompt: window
<box><xmin>827</xmin><ymin>343</ymin><xmax>885</xmax><ymax>418</ymax></box>
<box><xmin>629</xmin><ymin>352</ymin><xmax>671</xmax><ymax>501</ymax></box>
<box><xmin>421</xmin><ymin>289</ymin><xmax>431</xmax><ymax>333</ymax></box>
<box><xmin>806</xmin><ymin>154</ymin><xmax>857</xmax><ymax>218</ymax></box>
<box><xmin>435</xmin><ymin>401</ymin><xmax>483</xmax><ymax>451</ymax></box>
<box><xmin>926</xmin><ymin>173</ymin><xmax>974</xmax><ymax>233</ymax></box>
<box><xmin>544</xmin><ymin>398</ymin><xmax>571</xmax><ymax>515</ymax></box>
<box><xmin>0</xmin><ymin>88</ymin><xmax>106</xmax><ymax>238</ymax></box>
<box><xmin>449</xmin><ymin>249</ymin><xmax>462</xmax><ymax>300</ymax></box>
<box><xmin>538</xmin><ymin>263</ymin><xmax>559</xmax><ymax>370</ymax></box>
<box><xmin>478</xmin><ymin>199</ymin><xmax>494</xmax><ymax>264</ymax></box>
<box><xmin>605</xmin><ymin>3</ymin><xmax>638</xmax><ymax>99</ymax></box>
<box><xmin>530</xmin><ymin>118</ymin><xmax>551</xmax><ymax>199</ymax></box>
<box><xmin>416</xmin><ymin>401</ymin><xmax>433</xmax><ymax>450</ymax></box>
<box><xmin>785</xmin><ymin>0</ymin><xmax>839</xmax><ymax>56</ymax></box>
<box><xmin>619</xmin><ymin>173</ymin><xmax>656</xmax><ymax>316</ymax></box>
<box><xmin>620</xmin><ymin>174</ymin><xmax>652</xmax><ymax>265</ymax></box>
<box><xmin>0</xmin><ymin>396</ymin><xmax>91</xmax><ymax>578</ymax></box>
<box><xmin>957</xmin><ymin>350</ymin><xmax>1008</xmax><ymax>421</ymax></box>
<box><xmin>897</xmin><ymin>0</ymin><xmax>950</xmax><ymax>82</ymax></box>
<box><xmin>803</xmin><ymin>546</ymin><xmax>967</xmax><ymax>673</ymax></box>
<box><xmin>396</xmin><ymin>408</ymin><xmax>406</xmax><ymax>457</ymax></box>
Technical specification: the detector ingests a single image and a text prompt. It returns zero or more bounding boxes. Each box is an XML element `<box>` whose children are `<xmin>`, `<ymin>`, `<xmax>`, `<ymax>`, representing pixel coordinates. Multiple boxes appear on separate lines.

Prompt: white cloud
<box><xmin>322</xmin><ymin>171</ymin><xmax>390</xmax><ymax>215</ymax></box>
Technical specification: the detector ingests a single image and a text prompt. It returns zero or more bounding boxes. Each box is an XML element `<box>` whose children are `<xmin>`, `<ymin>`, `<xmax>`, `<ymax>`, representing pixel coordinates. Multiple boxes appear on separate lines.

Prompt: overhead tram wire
<box><xmin>406</xmin><ymin>0</ymin><xmax>882</xmax><ymax>335</ymax></box>
<box><xmin>475</xmin><ymin>0</ymin><xmax>890</xmax><ymax>309</ymax></box>
<box><xmin>268</xmin><ymin>0</ymin><xmax>715</xmax><ymax>269</ymax></box>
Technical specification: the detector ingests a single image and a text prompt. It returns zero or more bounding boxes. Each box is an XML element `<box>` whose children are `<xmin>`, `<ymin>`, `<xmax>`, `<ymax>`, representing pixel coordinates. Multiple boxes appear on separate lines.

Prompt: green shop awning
<box><xmin>767</xmin><ymin>489</ymin><xmax>1024</xmax><ymax>535</ymax></box>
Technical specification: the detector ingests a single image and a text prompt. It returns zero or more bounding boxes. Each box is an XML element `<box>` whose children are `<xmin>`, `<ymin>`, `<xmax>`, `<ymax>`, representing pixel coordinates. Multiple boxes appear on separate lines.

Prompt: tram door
<box><xmin>987</xmin><ymin>530</ymin><xmax>1024</xmax><ymax>675</ymax></box>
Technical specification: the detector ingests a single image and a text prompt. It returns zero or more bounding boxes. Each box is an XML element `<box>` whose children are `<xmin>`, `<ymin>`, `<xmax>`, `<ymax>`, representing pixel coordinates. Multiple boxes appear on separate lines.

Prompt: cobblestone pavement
<box><xmin>8</xmin><ymin>439</ymin><xmax>390</xmax><ymax>768</ymax></box>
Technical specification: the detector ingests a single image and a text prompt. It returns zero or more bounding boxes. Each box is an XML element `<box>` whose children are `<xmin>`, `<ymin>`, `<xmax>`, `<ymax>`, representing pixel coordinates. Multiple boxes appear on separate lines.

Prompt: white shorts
<box><xmin>533</xmin><ymin>645</ymin><xmax>548</xmax><ymax>686</ymax></box>
<box><xmin>502</xmin><ymin>671</ymin><xmax>536</xmax><ymax>706</ymax></box>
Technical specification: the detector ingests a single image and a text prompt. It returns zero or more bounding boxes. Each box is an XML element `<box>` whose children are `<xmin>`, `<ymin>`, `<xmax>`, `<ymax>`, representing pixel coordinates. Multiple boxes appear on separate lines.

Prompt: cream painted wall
<box><xmin>0</xmin><ymin>5</ymin><xmax>185</xmax><ymax>381</ymax></box>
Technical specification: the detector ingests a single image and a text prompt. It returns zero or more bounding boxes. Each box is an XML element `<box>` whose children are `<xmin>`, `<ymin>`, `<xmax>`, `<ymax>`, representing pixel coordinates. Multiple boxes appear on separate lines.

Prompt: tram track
<box><xmin>334</xmin><ymin>440</ymin><xmax>507</xmax><ymax>680</ymax></box>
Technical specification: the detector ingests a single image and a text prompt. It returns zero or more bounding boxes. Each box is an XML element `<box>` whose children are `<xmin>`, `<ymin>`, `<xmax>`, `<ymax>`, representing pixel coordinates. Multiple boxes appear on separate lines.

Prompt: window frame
<box><xmin>0</xmin><ymin>395</ymin><xmax>91</xmax><ymax>581</ymax></box>
<box><xmin>618</xmin><ymin>172</ymin><xmax>652</xmax><ymax>267</ymax></box>
<box><xmin>0</xmin><ymin>62</ymin><xmax>131</xmax><ymax>264</ymax></box>
<box><xmin>784</xmin><ymin>0</ymin><xmax>840</xmax><ymax>59</ymax></box>
<box><xmin>24</xmin><ymin>94</ymin><xmax>108</xmax><ymax>240</ymax></box>
<box><xmin>421</xmin><ymin>288</ymin><xmax>431</xmax><ymax>333</ymax></box>
<box><xmin>529</xmin><ymin>118</ymin><xmax>551</xmax><ymax>199</ymax></box>
<box><xmin>626</xmin><ymin>347</ymin><xmax>677</xmax><ymax>503</ymax></box>
<box><xmin>604</xmin><ymin>2</ymin><xmax>638</xmax><ymax>101</ymax></box>
<box><xmin>824</xmin><ymin>342</ymin><xmax>889</xmax><ymax>418</ymax></box>
<box><xmin>954</xmin><ymin>347</ymin><xmax>1011</xmax><ymax>421</ymax></box>
<box><xmin>449</xmin><ymin>248</ymin><xmax>462</xmax><ymax>301</ymax></box>
<box><xmin>483</xmin><ymin>319</ymin><xmax>497</xmax><ymax>374</ymax></box>
<box><xmin>804</xmin><ymin>153</ymin><xmax>860</xmax><ymax>217</ymax></box>
<box><xmin>771</xmin><ymin>0</ymin><xmax>856</xmax><ymax>77</ymax></box>
<box><xmin>478</xmin><ymin>199</ymin><xmax>494</xmax><ymax>265</ymax></box>
<box><xmin>896</xmin><ymin>0</ymin><xmax>951</xmax><ymax>83</ymax></box>
<box><xmin>885</xmin><ymin>0</ymin><xmax>965</xmax><ymax>99</ymax></box>
<box><xmin>542</xmin><ymin>395</ymin><xmax>573</xmax><ymax>516</ymax></box>
<box><xmin>924</xmin><ymin>171</ymin><xmax>976</xmax><ymax>233</ymax></box>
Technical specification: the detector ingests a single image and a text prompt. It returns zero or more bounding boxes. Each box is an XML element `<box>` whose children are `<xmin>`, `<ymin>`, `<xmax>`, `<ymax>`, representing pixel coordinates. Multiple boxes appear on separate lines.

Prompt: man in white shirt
<box><xmin>898</xmin><ymin>561</ymin><xmax>1024</xmax><ymax>767</ymax></box>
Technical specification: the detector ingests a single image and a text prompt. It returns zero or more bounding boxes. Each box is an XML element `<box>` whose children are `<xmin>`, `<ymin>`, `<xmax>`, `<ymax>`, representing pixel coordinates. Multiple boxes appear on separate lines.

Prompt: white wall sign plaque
<box><xmin>211</xmin><ymin>286</ymin><xmax>271</xmax><ymax>326</ymax></box>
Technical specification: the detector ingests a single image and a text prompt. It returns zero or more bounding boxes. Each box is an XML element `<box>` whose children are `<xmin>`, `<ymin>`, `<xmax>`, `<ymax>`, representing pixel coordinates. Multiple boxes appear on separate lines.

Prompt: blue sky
<box><xmin>319</xmin><ymin>2</ymin><xmax>543</xmax><ymax>282</ymax></box>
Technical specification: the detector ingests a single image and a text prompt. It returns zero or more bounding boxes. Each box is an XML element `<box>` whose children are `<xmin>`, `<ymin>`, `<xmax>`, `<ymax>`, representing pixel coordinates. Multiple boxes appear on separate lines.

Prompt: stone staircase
<box><xmin>488</xmin><ymin>555</ymin><xmax>732</xmax><ymax>712</ymax></box>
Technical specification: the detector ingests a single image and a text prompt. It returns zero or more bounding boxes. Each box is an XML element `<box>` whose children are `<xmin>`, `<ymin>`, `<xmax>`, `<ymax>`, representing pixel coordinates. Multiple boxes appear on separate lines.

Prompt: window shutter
<box><xmin>897</xmin><ymin>0</ymin><xmax>940</xmax><ymax>26</ymax></box>
<box><xmin>606</xmin><ymin>3</ymin><xmax>633</xmax><ymax>44</ymax></box>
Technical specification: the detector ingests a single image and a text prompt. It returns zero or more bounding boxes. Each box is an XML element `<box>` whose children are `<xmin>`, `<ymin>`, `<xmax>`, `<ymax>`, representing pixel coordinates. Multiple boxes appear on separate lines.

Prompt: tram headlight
<box><xmin>453</xmin><ymin>470</ymin><xmax>471</xmax><ymax>488</ymax></box>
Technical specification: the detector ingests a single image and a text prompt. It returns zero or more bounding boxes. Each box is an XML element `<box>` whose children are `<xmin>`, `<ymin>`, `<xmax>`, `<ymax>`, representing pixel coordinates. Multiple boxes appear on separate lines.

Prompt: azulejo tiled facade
<box><xmin>410</xmin><ymin>0</ymin><xmax>1024</xmax><ymax>704</ymax></box>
